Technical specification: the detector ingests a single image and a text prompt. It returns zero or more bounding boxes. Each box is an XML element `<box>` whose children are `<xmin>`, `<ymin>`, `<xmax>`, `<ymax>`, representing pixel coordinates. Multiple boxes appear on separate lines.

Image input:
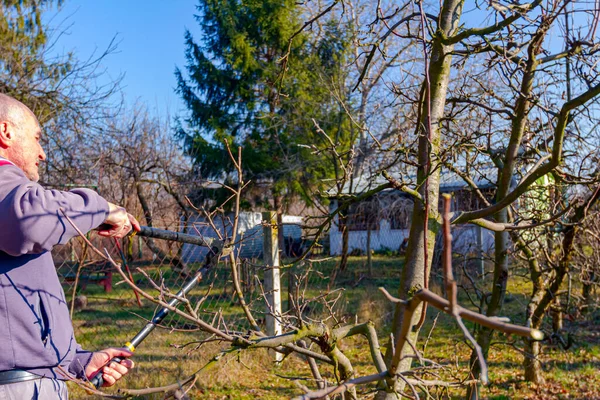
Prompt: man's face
<box><xmin>10</xmin><ymin>111</ymin><xmax>46</xmax><ymax>182</ymax></box>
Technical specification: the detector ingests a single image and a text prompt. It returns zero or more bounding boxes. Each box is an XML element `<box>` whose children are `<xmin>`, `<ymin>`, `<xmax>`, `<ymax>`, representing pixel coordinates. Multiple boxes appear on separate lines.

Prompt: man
<box><xmin>0</xmin><ymin>93</ymin><xmax>138</xmax><ymax>399</ymax></box>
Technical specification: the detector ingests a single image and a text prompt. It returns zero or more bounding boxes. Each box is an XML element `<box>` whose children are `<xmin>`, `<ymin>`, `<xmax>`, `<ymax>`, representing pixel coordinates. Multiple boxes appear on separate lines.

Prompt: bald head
<box><xmin>0</xmin><ymin>94</ymin><xmax>33</xmax><ymax>129</ymax></box>
<box><xmin>0</xmin><ymin>93</ymin><xmax>46</xmax><ymax>181</ymax></box>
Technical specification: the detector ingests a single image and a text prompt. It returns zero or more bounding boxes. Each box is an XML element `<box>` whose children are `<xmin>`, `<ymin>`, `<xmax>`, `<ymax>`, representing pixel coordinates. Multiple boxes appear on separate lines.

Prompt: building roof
<box><xmin>327</xmin><ymin>166</ymin><xmax>499</xmax><ymax>197</ymax></box>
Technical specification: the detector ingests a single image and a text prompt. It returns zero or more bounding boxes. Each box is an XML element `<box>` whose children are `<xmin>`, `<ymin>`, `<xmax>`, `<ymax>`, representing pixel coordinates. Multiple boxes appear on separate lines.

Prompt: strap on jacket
<box><xmin>0</xmin><ymin>158</ymin><xmax>14</xmax><ymax>167</ymax></box>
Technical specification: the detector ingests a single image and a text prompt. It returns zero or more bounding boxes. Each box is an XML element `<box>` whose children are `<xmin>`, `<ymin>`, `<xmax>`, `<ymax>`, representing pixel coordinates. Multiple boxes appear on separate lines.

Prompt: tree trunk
<box><xmin>377</xmin><ymin>1</ymin><xmax>463</xmax><ymax>396</ymax></box>
<box><xmin>376</xmin><ymin>199</ymin><xmax>440</xmax><ymax>400</ymax></box>
<box><xmin>507</xmin><ymin>232</ymin><xmax>545</xmax><ymax>393</ymax></box>
<box><xmin>582</xmin><ymin>270</ymin><xmax>594</xmax><ymax>312</ymax></box>
<box><xmin>467</xmin><ymin>19</ymin><xmax>547</xmax><ymax>395</ymax></box>
<box><xmin>551</xmin><ymin>297</ymin><xmax>563</xmax><ymax>333</ymax></box>
<box><xmin>126</xmin><ymin>236</ymin><xmax>134</xmax><ymax>262</ymax></box>
<box><xmin>135</xmin><ymin>181</ymin><xmax>188</xmax><ymax>274</ymax></box>
<box><xmin>521</xmin><ymin>189</ymin><xmax>600</xmax><ymax>384</ymax></box>
<box><xmin>466</xmin><ymin>211</ymin><xmax>510</xmax><ymax>400</ymax></box>
<box><xmin>339</xmin><ymin>213</ymin><xmax>349</xmax><ymax>271</ymax></box>
<box><xmin>524</xmin><ymin>336</ymin><xmax>544</xmax><ymax>383</ymax></box>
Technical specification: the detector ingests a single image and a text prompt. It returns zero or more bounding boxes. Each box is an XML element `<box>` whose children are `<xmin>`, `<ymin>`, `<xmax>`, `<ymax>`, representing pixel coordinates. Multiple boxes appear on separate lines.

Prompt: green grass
<box><xmin>63</xmin><ymin>256</ymin><xmax>600</xmax><ymax>399</ymax></box>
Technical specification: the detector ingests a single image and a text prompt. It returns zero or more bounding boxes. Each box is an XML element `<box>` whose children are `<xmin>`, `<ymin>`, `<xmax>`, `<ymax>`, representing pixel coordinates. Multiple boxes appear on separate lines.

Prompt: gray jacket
<box><xmin>0</xmin><ymin>158</ymin><xmax>109</xmax><ymax>379</ymax></box>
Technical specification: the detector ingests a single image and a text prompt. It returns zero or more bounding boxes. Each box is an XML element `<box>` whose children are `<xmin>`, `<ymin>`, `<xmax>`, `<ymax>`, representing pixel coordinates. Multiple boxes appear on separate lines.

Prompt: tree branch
<box><xmin>453</xmin><ymin>81</ymin><xmax>600</xmax><ymax>224</ymax></box>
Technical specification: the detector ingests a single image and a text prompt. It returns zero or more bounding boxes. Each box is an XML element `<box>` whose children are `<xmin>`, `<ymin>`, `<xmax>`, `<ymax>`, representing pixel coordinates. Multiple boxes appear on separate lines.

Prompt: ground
<box><xmin>64</xmin><ymin>256</ymin><xmax>600</xmax><ymax>399</ymax></box>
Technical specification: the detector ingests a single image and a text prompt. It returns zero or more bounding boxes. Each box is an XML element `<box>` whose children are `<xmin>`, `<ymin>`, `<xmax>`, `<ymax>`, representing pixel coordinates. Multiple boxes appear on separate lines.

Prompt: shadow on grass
<box><xmin>546</xmin><ymin>359</ymin><xmax>600</xmax><ymax>371</ymax></box>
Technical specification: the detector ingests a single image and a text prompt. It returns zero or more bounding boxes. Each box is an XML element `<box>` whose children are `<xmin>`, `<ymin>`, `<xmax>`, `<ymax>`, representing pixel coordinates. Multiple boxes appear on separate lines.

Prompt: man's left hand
<box><xmin>85</xmin><ymin>348</ymin><xmax>135</xmax><ymax>387</ymax></box>
<box><xmin>97</xmin><ymin>202</ymin><xmax>141</xmax><ymax>238</ymax></box>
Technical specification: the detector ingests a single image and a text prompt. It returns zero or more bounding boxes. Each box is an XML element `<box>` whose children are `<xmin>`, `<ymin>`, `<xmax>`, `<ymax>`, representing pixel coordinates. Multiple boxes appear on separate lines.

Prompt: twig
<box><xmin>442</xmin><ymin>194</ymin><xmax>458</xmax><ymax>315</ymax></box>
<box><xmin>223</xmin><ymin>140</ymin><xmax>260</xmax><ymax>331</ymax></box>
<box><xmin>59</xmin><ymin>208</ymin><xmax>109</xmax><ymax>260</ymax></box>
<box><xmin>442</xmin><ymin>195</ymin><xmax>488</xmax><ymax>383</ymax></box>
<box><xmin>378</xmin><ymin>287</ymin><xmax>408</xmax><ymax>305</ymax></box>
<box><xmin>380</xmin><ymin>288</ymin><xmax>544</xmax><ymax>340</ymax></box>
<box><xmin>56</xmin><ymin>366</ymin><xmax>125</xmax><ymax>398</ymax></box>
<box><xmin>455</xmin><ymin>316</ymin><xmax>488</xmax><ymax>385</ymax></box>
<box><xmin>113</xmin><ymin>237</ymin><xmax>142</xmax><ymax>307</ymax></box>
<box><xmin>292</xmin><ymin>371</ymin><xmax>389</xmax><ymax>400</ymax></box>
<box><xmin>119</xmin><ymin>375</ymin><xmax>198</xmax><ymax>396</ymax></box>
<box><xmin>104</xmin><ymin>251</ymin><xmax>234</xmax><ymax>340</ymax></box>
<box><xmin>69</xmin><ymin>239</ymin><xmax>89</xmax><ymax>318</ymax></box>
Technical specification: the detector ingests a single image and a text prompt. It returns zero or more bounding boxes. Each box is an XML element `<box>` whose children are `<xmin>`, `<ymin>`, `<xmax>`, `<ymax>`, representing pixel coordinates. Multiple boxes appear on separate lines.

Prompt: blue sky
<box><xmin>43</xmin><ymin>1</ymin><xmax>584</xmax><ymax>122</ymax></box>
<box><xmin>46</xmin><ymin>1</ymin><xmax>201</xmax><ymax>119</ymax></box>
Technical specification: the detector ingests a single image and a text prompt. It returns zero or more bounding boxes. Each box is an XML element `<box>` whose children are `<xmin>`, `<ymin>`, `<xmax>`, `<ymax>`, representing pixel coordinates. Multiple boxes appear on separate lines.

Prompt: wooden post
<box><xmin>262</xmin><ymin>211</ymin><xmax>283</xmax><ymax>361</ymax></box>
<box><xmin>366</xmin><ymin>226</ymin><xmax>373</xmax><ymax>277</ymax></box>
<box><xmin>70</xmin><ymin>242</ymin><xmax>76</xmax><ymax>263</ymax></box>
<box><xmin>137</xmin><ymin>235</ymin><xmax>143</xmax><ymax>259</ymax></box>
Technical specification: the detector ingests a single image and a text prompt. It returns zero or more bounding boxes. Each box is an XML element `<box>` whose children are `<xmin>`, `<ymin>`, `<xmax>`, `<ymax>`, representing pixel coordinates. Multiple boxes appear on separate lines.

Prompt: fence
<box><xmin>52</xmin><ymin>212</ymin><xmax>360</xmax><ymax>392</ymax></box>
<box><xmin>52</xmin><ymin>207</ymin><xmax>492</xmax><ymax>397</ymax></box>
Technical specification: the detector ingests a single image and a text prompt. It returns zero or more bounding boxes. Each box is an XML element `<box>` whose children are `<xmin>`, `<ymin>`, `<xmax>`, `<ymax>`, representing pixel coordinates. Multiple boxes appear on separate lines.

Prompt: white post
<box><xmin>262</xmin><ymin>211</ymin><xmax>283</xmax><ymax>361</ymax></box>
<box><xmin>477</xmin><ymin>225</ymin><xmax>484</xmax><ymax>281</ymax></box>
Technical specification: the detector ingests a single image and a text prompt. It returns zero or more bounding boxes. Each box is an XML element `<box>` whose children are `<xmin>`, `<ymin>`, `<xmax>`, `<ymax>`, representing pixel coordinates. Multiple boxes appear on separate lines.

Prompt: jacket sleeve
<box><xmin>68</xmin><ymin>344</ymin><xmax>94</xmax><ymax>380</ymax></box>
<box><xmin>0</xmin><ymin>165</ymin><xmax>109</xmax><ymax>256</ymax></box>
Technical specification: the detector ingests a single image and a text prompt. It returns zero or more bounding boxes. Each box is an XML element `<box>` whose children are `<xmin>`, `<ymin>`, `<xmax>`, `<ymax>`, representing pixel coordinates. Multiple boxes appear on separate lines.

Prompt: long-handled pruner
<box><xmin>90</xmin><ymin>226</ymin><xmax>230</xmax><ymax>388</ymax></box>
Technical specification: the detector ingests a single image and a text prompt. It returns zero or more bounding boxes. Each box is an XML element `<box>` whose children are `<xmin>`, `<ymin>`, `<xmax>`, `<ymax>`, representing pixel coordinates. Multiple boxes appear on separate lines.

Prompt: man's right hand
<box><xmin>86</xmin><ymin>347</ymin><xmax>135</xmax><ymax>387</ymax></box>
<box><xmin>97</xmin><ymin>202</ymin><xmax>141</xmax><ymax>238</ymax></box>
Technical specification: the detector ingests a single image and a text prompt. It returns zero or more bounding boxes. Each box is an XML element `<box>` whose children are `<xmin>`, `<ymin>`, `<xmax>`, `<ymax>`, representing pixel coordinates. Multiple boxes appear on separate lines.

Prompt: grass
<box><xmin>63</xmin><ymin>256</ymin><xmax>600</xmax><ymax>399</ymax></box>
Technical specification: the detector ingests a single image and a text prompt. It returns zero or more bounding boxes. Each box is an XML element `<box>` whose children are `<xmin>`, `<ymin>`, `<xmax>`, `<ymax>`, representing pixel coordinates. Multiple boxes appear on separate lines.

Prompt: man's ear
<box><xmin>0</xmin><ymin>121</ymin><xmax>13</xmax><ymax>149</ymax></box>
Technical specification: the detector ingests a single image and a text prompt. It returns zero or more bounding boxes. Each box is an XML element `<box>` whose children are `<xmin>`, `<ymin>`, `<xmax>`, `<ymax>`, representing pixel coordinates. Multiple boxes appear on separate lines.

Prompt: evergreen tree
<box><xmin>176</xmin><ymin>0</ymin><xmax>354</xmax><ymax>211</ymax></box>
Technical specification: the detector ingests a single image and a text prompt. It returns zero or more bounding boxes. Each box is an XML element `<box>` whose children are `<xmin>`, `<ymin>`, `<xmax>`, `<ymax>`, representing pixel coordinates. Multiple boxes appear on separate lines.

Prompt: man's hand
<box><xmin>97</xmin><ymin>202</ymin><xmax>141</xmax><ymax>238</ymax></box>
<box><xmin>85</xmin><ymin>348</ymin><xmax>135</xmax><ymax>387</ymax></box>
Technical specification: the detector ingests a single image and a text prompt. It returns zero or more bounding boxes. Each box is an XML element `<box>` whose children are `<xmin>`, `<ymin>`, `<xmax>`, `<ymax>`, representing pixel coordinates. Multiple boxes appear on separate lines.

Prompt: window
<box><xmin>340</xmin><ymin>201</ymin><xmax>379</xmax><ymax>231</ymax></box>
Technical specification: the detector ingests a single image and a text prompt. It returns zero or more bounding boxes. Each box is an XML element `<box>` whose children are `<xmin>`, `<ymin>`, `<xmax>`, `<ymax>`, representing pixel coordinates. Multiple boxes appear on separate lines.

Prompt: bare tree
<box><xmin>94</xmin><ymin>106</ymin><xmax>194</xmax><ymax>274</ymax></box>
<box><xmin>0</xmin><ymin>1</ymin><xmax>123</xmax><ymax>187</ymax></box>
<box><xmin>61</xmin><ymin>148</ymin><xmax>543</xmax><ymax>400</ymax></box>
<box><xmin>572</xmin><ymin>207</ymin><xmax>600</xmax><ymax>312</ymax></box>
<box><xmin>323</xmin><ymin>0</ymin><xmax>600</xmax><ymax>398</ymax></box>
<box><xmin>38</xmin><ymin>0</ymin><xmax>600</xmax><ymax>397</ymax></box>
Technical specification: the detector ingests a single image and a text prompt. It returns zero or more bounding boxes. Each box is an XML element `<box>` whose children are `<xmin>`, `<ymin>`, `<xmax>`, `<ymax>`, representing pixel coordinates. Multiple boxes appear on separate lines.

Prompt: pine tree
<box><xmin>176</xmin><ymin>0</ymin><xmax>354</xmax><ymax>211</ymax></box>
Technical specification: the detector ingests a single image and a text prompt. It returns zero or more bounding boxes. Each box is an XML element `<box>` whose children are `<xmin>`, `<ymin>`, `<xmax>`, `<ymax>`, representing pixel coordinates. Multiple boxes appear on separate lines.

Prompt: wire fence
<box><xmin>53</xmin><ymin>219</ymin><xmax>280</xmax><ymax>395</ymax></box>
<box><xmin>53</xmin><ymin>214</ymin><xmax>491</xmax><ymax>338</ymax></box>
<box><xmin>54</xmin><ymin>218</ymin><xmax>248</xmax><ymax>335</ymax></box>
<box><xmin>43</xmin><ymin>180</ymin><xmax>600</xmax><ymax>400</ymax></box>
<box><xmin>51</xmin><ymin>216</ymin><xmax>339</xmax><ymax>352</ymax></box>
<box><xmin>50</xmin><ymin>207</ymin><xmax>497</xmax><ymax>398</ymax></box>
